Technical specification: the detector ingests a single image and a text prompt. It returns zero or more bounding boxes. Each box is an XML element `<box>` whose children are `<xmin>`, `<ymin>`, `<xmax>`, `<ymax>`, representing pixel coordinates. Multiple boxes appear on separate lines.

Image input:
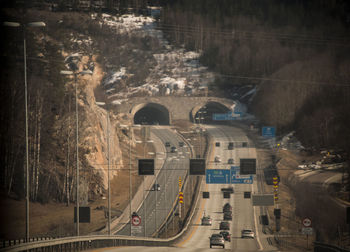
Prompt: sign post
<box><xmin>302</xmin><ymin>218</ymin><xmax>313</xmax><ymax>249</ymax></box>
<box><xmin>131</xmin><ymin>215</ymin><xmax>142</xmax><ymax>236</ymax></box>
<box><xmin>273</xmin><ymin>175</ymin><xmax>280</xmax><ymax>231</ymax></box>
<box><xmin>179</xmin><ymin>177</ymin><xmax>182</xmax><ymax>218</ymax></box>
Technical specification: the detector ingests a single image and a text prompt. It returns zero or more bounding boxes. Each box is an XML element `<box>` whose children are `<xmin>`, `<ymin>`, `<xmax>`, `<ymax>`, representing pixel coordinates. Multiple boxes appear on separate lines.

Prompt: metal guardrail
<box><xmin>0</xmin><ymin>235</ymin><xmax>172</xmax><ymax>252</ymax></box>
<box><xmin>1</xmin><ymin>132</ymin><xmax>210</xmax><ymax>252</ymax></box>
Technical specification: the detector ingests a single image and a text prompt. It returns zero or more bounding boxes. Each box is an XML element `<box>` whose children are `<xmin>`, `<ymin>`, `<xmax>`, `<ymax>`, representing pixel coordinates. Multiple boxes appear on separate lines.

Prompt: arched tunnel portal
<box><xmin>133</xmin><ymin>103</ymin><xmax>170</xmax><ymax>125</ymax></box>
<box><xmin>192</xmin><ymin>101</ymin><xmax>231</xmax><ymax>124</ymax></box>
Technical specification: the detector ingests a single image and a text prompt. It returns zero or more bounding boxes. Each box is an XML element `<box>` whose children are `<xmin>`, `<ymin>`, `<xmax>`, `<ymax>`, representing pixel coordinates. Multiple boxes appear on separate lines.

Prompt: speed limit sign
<box><xmin>302</xmin><ymin>218</ymin><xmax>312</xmax><ymax>227</ymax></box>
<box><xmin>132</xmin><ymin>215</ymin><xmax>141</xmax><ymax>226</ymax></box>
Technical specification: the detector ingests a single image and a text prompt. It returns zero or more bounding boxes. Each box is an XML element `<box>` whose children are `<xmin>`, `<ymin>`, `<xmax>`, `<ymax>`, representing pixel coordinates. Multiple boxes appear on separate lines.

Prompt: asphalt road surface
<box><xmin>95</xmin><ymin>125</ymin><xmax>279</xmax><ymax>252</ymax></box>
<box><xmin>117</xmin><ymin>127</ymin><xmax>190</xmax><ymax>237</ymax></box>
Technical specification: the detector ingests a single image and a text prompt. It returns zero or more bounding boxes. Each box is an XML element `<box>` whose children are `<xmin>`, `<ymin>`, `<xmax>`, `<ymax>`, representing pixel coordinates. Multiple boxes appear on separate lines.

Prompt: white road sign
<box><xmin>131</xmin><ymin>225</ymin><xmax>142</xmax><ymax>236</ymax></box>
<box><xmin>302</xmin><ymin>218</ymin><xmax>312</xmax><ymax>227</ymax></box>
<box><xmin>302</xmin><ymin>227</ymin><xmax>313</xmax><ymax>235</ymax></box>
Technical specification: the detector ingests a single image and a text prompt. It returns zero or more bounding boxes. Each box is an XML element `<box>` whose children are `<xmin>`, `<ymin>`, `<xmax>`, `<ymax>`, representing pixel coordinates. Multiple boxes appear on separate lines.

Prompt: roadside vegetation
<box><xmin>1</xmin><ymin>1</ymin><xmax>349</xmax><ymax>246</ymax></box>
<box><xmin>160</xmin><ymin>0</ymin><xmax>350</xmax><ymax>155</ymax></box>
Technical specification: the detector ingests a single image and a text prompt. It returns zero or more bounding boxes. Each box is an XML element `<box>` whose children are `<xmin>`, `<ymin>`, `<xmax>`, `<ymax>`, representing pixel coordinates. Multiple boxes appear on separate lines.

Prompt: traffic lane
<box><xmin>178</xmin><ymin>183</ymin><xmax>233</xmax><ymax>250</ymax></box>
<box><xmin>204</xmin><ymin>125</ymin><xmax>260</xmax><ymax>251</ymax></box>
<box><xmin>178</xmin><ymin>127</ymin><xmax>234</xmax><ymax>250</ymax></box>
<box><xmin>231</xmin><ymin>183</ymin><xmax>258</xmax><ymax>252</ymax></box>
<box><xmin>142</xmin><ymin>155</ymin><xmax>189</xmax><ymax>236</ymax></box>
<box><xmin>144</xmin><ymin>128</ymin><xmax>190</xmax><ymax>236</ymax></box>
<box><xmin>117</xmin><ymin>128</ymin><xmax>189</xmax><ymax>236</ymax></box>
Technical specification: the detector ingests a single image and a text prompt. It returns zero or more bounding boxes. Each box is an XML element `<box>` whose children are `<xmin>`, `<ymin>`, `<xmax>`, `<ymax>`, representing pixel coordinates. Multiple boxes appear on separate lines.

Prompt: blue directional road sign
<box><xmin>230</xmin><ymin>166</ymin><xmax>253</xmax><ymax>184</ymax></box>
<box><xmin>212</xmin><ymin>112</ymin><xmax>241</xmax><ymax>121</ymax></box>
<box><xmin>206</xmin><ymin>167</ymin><xmax>253</xmax><ymax>184</ymax></box>
<box><xmin>206</xmin><ymin>169</ymin><xmax>231</xmax><ymax>184</ymax></box>
<box><xmin>231</xmin><ymin>176</ymin><xmax>253</xmax><ymax>184</ymax></box>
<box><xmin>262</xmin><ymin>126</ymin><xmax>276</xmax><ymax>138</ymax></box>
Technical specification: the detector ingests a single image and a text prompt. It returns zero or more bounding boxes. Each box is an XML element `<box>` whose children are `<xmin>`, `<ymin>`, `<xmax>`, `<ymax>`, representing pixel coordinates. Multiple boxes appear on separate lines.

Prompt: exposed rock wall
<box><xmin>64</xmin><ymin>55</ymin><xmax>123</xmax><ymax>195</ymax></box>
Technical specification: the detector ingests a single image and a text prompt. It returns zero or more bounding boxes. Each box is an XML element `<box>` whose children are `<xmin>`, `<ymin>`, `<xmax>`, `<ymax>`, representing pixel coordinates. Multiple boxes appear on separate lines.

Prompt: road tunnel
<box><xmin>193</xmin><ymin>101</ymin><xmax>231</xmax><ymax>124</ymax></box>
<box><xmin>133</xmin><ymin>103</ymin><xmax>170</xmax><ymax>125</ymax></box>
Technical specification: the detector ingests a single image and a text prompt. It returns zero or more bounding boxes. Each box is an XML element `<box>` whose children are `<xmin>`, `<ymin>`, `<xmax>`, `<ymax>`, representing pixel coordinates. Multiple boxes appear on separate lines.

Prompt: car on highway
<box><xmin>201</xmin><ymin>215</ymin><xmax>212</xmax><ymax>226</ymax></box>
<box><xmin>171</xmin><ymin>146</ymin><xmax>177</xmax><ymax>153</ymax></box>
<box><xmin>151</xmin><ymin>183</ymin><xmax>160</xmax><ymax>191</ymax></box>
<box><xmin>209</xmin><ymin>234</ymin><xmax>225</xmax><ymax>248</ymax></box>
<box><xmin>214</xmin><ymin>156</ymin><xmax>221</xmax><ymax>162</ymax></box>
<box><xmin>165</xmin><ymin>142</ymin><xmax>171</xmax><ymax>147</ymax></box>
<box><xmin>241</xmin><ymin>229</ymin><xmax>255</xmax><ymax>238</ymax></box>
<box><xmin>223</xmin><ymin>203</ymin><xmax>232</xmax><ymax>212</ymax></box>
<box><xmin>223</xmin><ymin>211</ymin><xmax>232</xmax><ymax>220</ymax></box>
<box><xmin>228</xmin><ymin>158</ymin><xmax>234</xmax><ymax>164</ymax></box>
<box><xmin>220</xmin><ymin>231</ymin><xmax>231</xmax><ymax>242</ymax></box>
<box><xmin>219</xmin><ymin>221</ymin><xmax>230</xmax><ymax>230</ymax></box>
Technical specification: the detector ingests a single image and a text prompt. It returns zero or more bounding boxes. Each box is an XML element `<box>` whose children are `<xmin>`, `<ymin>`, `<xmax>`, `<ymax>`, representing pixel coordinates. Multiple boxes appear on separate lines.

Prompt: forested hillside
<box><xmin>160</xmin><ymin>0</ymin><xmax>350</xmax><ymax>153</ymax></box>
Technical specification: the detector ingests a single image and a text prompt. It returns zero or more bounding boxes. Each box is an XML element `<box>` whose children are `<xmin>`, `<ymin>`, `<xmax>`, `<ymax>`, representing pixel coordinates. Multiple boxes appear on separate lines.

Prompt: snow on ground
<box><xmin>91</xmin><ymin>13</ymin><xmax>154</xmax><ymax>35</ymax></box>
<box><xmin>93</xmin><ymin>12</ymin><xmax>217</xmax><ymax>104</ymax></box>
<box><xmin>280</xmin><ymin>131</ymin><xmax>304</xmax><ymax>150</ymax></box>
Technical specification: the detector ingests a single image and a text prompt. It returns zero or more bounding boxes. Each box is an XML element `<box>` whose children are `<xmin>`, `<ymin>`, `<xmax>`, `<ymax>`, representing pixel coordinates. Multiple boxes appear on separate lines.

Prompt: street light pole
<box><xmin>3</xmin><ymin>21</ymin><xmax>46</xmax><ymax>241</ymax></box>
<box><xmin>61</xmin><ymin>70</ymin><xmax>92</xmax><ymax>236</ymax></box>
<box><xmin>74</xmin><ymin>73</ymin><xmax>80</xmax><ymax>236</ymax></box>
<box><xmin>121</xmin><ymin>124</ymin><xmax>141</xmax><ymax>236</ymax></box>
<box><xmin>107</xmin><ymin>108</ymin><xmax>111</xmax><ymax>235</ymax></box>
<box><xmin>129</xmin><ymin>126</ymin><xmax>132</xmax><ymax>236</ymax></box>
<box><xmin>23</xmin><ymin>26</ymin><xmax>30</xmax><ymax>242</ymax></box>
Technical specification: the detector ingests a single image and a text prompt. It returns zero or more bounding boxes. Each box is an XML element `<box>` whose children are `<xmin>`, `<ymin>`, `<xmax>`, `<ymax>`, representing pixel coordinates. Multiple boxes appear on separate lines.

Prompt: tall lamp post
<box><xmin>135</xmin><ymin>139</ymin><xmax>154</xmax><ymax>237</ymax></box>
<box><xmin>120</xmin><ymin>124</ymin><xmax>141</xmax><ymax>236</ymax></box>
<box><xmin>95</xmin><ymin>101</ymin><xmax>111</xmax><ymax>235</ymax></box>
<box><xmin>60</xmin><ymin>69</ymin><xmax>92</xmax><ymax>236</ymax></box>
<box><xmin>3</xmin><ymin>21</ymin><xmax>46</xmax><ymax>241</ymax></box>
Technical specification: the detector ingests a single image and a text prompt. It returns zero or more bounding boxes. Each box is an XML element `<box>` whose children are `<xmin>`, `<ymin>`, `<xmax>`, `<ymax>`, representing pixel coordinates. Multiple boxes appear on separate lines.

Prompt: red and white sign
<box><xmin>132</xmin><ymin>215</ymin><xmax>141</xmax><ymax>226</ymax></box>
<box><xmin>302</xmin><ymin>218</ymin><xmax>312</xmax><ymax>227</ymax></box>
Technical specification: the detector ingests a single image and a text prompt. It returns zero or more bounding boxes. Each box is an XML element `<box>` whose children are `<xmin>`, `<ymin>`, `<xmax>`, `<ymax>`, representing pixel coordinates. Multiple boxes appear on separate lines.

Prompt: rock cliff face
<box><xmin>59</xmin><ymin>54</ymin><xmax>124</xmax><ymax>201</ymax></box>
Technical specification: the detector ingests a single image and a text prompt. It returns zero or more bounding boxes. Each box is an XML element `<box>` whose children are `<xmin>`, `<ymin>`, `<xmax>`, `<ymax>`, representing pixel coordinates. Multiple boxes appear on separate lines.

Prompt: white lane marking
<box><xmin>252</xmin><ymin>182</ymin><xmax>263</xmax><ymax>250</ymax></box>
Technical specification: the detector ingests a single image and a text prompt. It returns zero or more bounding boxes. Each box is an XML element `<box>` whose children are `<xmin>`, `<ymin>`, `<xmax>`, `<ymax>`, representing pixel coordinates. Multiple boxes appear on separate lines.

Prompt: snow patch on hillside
<box><xmin>93</xmin><ymin>12</ymin><xmax>216</xmax><ymax>104</ymax></box>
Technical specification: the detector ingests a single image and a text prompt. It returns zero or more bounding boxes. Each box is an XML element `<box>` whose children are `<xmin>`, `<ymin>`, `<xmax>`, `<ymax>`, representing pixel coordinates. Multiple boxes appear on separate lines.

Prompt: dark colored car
<box><xmin>151</xmin><ymin>183</ymin><xmax>160</xmax><ymax>191</ymax></box>
<box><xmin>179</xmin><ymin>141</ymin><xmax>184</xmax><ymax>147</ymax></box>
<box><xmin>171</xmin><ymin>146</ymin><xmax>177</xmax><ymax>153</ymax></box>
<box><xmin>132</xmin><ymin>212</ymin><xmax>139</xmax><ymax>218</ymax></box>
<box><xmin>220</xmin><ymin>231</ymin><xmax>231</xmax><ymax>242</ymax></box>
<box><xmin>219</xmin><ymin>221</ymin><xmax>230</xmax><ymax>230</ymax></box>
<box><xmin>224</xmin><ymin>211</ymin><xmax>232</xmax><ymax>221</ymax></box>
<box><xmin>215</xmin><ymin>142</ymin><xmax>220</xmax><ymax>147</ymax></box>
<box><xmin>165</xmin><ymin>142</ymin><xmax>171</xmax><ymax>147</ymax></box>
<box><xmin>223</xmin><ymin>203</ymin><xmax>232</xmax><ymax>212</ymax></box>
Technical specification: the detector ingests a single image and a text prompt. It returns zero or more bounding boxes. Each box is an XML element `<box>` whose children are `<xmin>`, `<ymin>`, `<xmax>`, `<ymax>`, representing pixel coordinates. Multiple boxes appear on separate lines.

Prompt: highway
<box><xmin>117</xmin><ymin>127</ymin><xmax>190</xmax><ymax>237</ymax></box>
<box><xmin>176</xmin><ymin>125</ymin><xmax>262</xmax><ymax>251</ymax></box>
<box><xmin>93</xmin><ymin>125</ymin><xmax>279</xmax><ymax>252</ymax></box>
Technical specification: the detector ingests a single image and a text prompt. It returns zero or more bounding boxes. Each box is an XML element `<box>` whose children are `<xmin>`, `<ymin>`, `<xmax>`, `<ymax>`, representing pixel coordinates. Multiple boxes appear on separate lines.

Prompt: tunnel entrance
<box><xmin>193</xmin><ymin>101</ymin><xmax>231</xmax><ymax>124</ymax></box>
<box><xmin>133</xmin><ymin>103</ymin><xmax>170</xmax><ymax>125</ymax></box>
